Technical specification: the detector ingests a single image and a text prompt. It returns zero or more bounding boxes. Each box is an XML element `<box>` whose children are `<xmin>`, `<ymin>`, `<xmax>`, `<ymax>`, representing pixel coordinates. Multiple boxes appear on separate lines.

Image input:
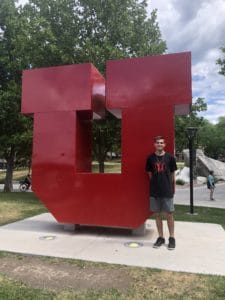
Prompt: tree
<box><xmin>175</xmin><ymin>98</ymin><xmax>207</xmax><ymax>154</ymax></box>
<box><xmin>197</xmin><ymin>116</ymin><xmax>225</xmax><ymax>160</ymax></box>
<box><xmin>215</xmin><ymin>116</ymin><xmax>225</xmax><ymax>159</ymax></box>
<box><xmin>217</xmin><ymin>47</ymin><xmax>225</xmax><ymax>75</ymax></box>
<box><xmin>75</xmin><ymin>0</ymin><xmax>166</xmax><ymax>71</ymax></box>
<box><xmin>197</xmin><ymin>119</ymin><xmax>218</xmax><ymax>158</ymax></box>
<box><xmin>21</xmin><ymin>0</ymin><xmax>167</xmax><ymax>172</ymax></box>
<box><xmin>0</xmin><ymin>0</ymin><xmax>166</xmax><ymax>189</ymax></box>
<box><xmin>0</xmin><ymin>0</ymin><xmax>33</xmax><ymax>191</ymax></box>
<box><xmin>76</xmin><ymin>0</ymin><xmax>166</xmax><ymax>171</ymax></box>
<box><xmin>92</xmin><ymin>112</ymin><xmax>121</xmax><ymax>173</ymax></box>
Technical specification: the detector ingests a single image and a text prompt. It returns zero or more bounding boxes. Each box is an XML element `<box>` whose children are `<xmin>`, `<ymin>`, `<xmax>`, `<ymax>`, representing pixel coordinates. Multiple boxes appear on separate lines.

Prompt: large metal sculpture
<box><xmin>22</xmin><ymin>52</ymin><xmax>192</xmax><ymax>229</ymax></box>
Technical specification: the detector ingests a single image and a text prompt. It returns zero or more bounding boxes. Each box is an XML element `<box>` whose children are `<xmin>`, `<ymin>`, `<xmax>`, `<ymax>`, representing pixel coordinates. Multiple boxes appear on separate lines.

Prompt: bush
<box><xmin>176</xmin><ymin>179</ymin><xmax>186</xmax><ymax>185</ymax></box>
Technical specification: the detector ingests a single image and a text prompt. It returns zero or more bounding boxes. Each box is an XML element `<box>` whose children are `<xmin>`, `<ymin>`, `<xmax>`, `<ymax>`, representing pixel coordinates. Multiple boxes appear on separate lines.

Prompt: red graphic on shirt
<box><xmin>154</xmin><ymin>162</ymin><xmax>166</xmax><ymax>173</ymax></box>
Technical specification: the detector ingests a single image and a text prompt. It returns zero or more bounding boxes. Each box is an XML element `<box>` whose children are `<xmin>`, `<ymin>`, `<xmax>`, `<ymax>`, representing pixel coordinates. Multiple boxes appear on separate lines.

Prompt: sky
<box><xmin>149</xmin><ymin>0</ymin><xmax>225</xmax><ymax>124</ymax></box>
<box><xmin>18</xmin><ymin>0</ymin><xmax>225</xmax><ymax>124</ymax></box>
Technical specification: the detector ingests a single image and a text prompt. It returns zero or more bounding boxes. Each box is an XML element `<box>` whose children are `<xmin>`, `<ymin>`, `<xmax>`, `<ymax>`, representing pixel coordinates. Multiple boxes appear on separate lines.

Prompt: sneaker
<box><xmin>168</xmin><ymin>237</ymin><xmax>176</xmax><ymax>250</ymax></box>
<box><xmin>153</xmin><ymin>237</ymin><xmax>165</xmax><ymax>248</ymax></box>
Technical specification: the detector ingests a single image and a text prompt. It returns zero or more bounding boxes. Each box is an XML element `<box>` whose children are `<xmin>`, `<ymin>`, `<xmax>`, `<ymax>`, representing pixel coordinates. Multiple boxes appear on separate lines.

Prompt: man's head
<box><xmin>154</xmin><ymin>136</ymin><xmax>166</xmax><ymax>152</ymax></box>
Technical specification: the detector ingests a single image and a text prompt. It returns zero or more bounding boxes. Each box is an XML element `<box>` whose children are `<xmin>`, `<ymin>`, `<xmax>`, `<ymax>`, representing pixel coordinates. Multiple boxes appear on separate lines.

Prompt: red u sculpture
<box><xmin>22</xmin><ymin>52</ymin><xmax>192</xmax><ymax>229</ymax></box>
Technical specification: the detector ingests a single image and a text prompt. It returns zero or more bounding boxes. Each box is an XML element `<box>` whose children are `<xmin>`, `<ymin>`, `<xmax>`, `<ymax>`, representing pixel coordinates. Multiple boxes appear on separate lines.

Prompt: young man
<box><xmin>146</xmin><ymin>136</ymin><xmax>177</xmax><ymax>250</ymax></box>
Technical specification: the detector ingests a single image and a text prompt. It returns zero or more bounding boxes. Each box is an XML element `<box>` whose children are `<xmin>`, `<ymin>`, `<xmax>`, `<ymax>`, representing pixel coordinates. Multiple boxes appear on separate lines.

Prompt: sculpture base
<box><xmin>63</xmin><ymin>224</ymin><xmax>81</xmax><ymax>231</ymax></box>
<box><xmin>62</xmin><ymin>223</ymin><xmax>146</xmax><ymax>236</ymax></box>
<box><xmin>132</xmin><ymin>224</ymin><xmax>146</xmax><ymax>236</ymax></box>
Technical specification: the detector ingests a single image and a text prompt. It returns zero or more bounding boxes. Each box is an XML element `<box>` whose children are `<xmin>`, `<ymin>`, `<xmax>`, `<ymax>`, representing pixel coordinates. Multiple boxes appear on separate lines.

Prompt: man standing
<box><xmin>207</xmin><ymin>170</ymin><xmax>215</xmax><ymax>200</ymax></box>
<box><xmin>146</xmin><ymin>136</ymin><xmax>177</xmax><ymax>250</ymax></box>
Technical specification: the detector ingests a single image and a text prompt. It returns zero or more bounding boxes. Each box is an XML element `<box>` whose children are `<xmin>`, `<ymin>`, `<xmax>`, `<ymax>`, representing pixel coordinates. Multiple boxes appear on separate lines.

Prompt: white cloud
<box><xmin>201</xmin><ymin>101</ymin><xmax>225</xmax><ymax>124</ymax></box>
<box><xmin>149</xmin><ymin>0</ymin><xmax>225</xmax><ymax>124</ymax></box>
<box><xmin>17</xmin><ymin>0</ymin><xmax>26</xmax><ymax>6</ymax></box>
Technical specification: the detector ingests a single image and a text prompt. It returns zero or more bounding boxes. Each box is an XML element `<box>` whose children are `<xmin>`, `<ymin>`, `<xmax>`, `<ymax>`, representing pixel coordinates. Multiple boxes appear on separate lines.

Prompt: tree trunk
<box><xmin>98</xmin><ymin>159</ymin><xmax>105</xmax><ymax>173</ymax></box>
<box><xmin>28</xmin><ymin>158</ymin><xmax>32</xmax><ymax>175</ymax></box>
<box><xmin>4</xmin><ymin>147</ymin><xmax>15</xmax><ymax>192</ymax></box>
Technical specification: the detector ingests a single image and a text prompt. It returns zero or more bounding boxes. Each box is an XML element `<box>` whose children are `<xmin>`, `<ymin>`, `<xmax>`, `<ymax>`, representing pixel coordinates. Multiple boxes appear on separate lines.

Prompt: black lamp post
<box><xmin>185</xmin><ymin>127</ymin><xmax>198</xmax><ymax>214</ymax></box>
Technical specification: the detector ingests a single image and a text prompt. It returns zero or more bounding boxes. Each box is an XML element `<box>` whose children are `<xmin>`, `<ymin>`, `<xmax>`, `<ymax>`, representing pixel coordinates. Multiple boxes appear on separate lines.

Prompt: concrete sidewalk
<box><xmin>0</xmin><ymin>213</ymin><xmax>224</xmax><ymax>276</ymax></box>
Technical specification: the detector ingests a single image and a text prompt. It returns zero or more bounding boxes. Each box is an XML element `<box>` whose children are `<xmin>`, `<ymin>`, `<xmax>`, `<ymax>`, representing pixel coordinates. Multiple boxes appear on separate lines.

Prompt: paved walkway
<box><xmin>0</xmin><ymin>213</ymin><xmax>224</xmax><ymax>276</ymax></box>
<box><xmin>175</xmin><ymin>182</ymin><xmax>225</xmax><ymax>209</ymax></box>
<box><xmin>0</xmin><ymin>183</ymin><xmax>31</xmax><ymax>192</ymax></box>
<box><xmin>0</xmin><ymin>183</ymin><xmax>20</xmax><ymax>191</ymax></box>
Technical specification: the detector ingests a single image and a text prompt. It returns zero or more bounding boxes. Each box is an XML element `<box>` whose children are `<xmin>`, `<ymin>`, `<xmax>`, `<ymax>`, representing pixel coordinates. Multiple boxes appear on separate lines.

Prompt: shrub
<box><xmin>176</xmin><ymin>179</ymin><xmax>186</xmax><ymax>185</ymax></box>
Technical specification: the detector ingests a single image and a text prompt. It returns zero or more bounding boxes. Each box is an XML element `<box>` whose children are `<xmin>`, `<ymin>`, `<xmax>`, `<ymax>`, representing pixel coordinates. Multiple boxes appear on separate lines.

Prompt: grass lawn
<box><xmin>175</xmin><ymin>204</ymin><xmax>225</xmax><ymax>229</ymax></box>
<box><xmin>0</xmin><ymin>169</ymin><xmax>30</xmax><ymax>184</ymax></box>
<box><xmin>92</xmin><ymin>161</ymin><xmax>121</xmax><ymax>173</ymax></box>
<box><xmin>176</xmin><ymin>161</ymin><xmax>185</xmax><ymax>169</ymax></box>
<box><xmin>0</xmin><ymin>162</ymin><xmax>121</xmax><ymax>184</ymax></box>
<box><xmin>0</xmin><ymin>192</ymin><xmax>47</xmax><ymax>225</ymax></box>
<box><xmin>0</xmin><ymin>162</ymin><xmax>184</xmax><ymax>182</ymax></box>
<box><xmin>0</xmin><ymin>251</ymin><xmax>224</xmax><ymax>300</ymax></box>
<box><xmin>0</xmin><ymin>193</ymin><xmax>224</xmax><ymax>299</ymax></box>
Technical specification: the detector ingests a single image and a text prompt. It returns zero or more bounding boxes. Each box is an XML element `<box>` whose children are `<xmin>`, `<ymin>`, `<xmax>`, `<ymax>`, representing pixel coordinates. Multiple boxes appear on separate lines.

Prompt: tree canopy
<box><xmin>0</xmin><ymin>0</ymin><xmax>33</xmax><ymax>191</ymax></box>
<box><xmin>1</xmin><ymin>0</ymin><xmax>224</xmax><ymax>191</ymax></box>
<box><xmin>175</xmin><ymin>97</ymin><xmax>207</xmax><ymax>153</ymax></box>
<box><xmin>0</xmin><ymin>0</ymin><xmax>167</xmax><ymax>189</ymax></box>
<box><xmin>21</xmin><ymin>0</ymin><xmax>166</xmax><ymax>72</ymax></box>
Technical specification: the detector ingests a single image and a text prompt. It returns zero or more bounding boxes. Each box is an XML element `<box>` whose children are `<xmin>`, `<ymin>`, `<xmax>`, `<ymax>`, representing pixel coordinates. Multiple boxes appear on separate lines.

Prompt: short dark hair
<box><xmin>154</xmin><ymin>136</ymin><xmax>165</xmax><ymax>142</ymax></box>
<box><xmin>209</xmin><ymin>170</ymin><xmax>214</xmax><ymax>175</ymax></box>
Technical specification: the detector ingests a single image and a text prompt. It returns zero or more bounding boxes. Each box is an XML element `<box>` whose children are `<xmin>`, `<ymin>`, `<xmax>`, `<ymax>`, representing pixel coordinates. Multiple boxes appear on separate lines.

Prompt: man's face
<box><xmin>154</xmin><ymin>139</ymin><xmax>166</xmax><ymax>151</ymax></box>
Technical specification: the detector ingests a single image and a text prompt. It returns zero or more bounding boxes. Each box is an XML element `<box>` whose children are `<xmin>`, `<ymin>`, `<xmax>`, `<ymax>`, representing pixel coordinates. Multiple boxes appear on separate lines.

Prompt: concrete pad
<box><xmin>0</xmin><ymin>213</ymin><xmax>224</xmax><ymax>276</ymax></box>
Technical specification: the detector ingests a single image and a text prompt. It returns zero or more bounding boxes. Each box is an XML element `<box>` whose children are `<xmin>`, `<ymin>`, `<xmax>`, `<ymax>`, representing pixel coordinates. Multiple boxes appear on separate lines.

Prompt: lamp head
<box><xmin>185</xmin><ymin>127</ymin><xmax>198</xmax><ymax>140</ymax></box>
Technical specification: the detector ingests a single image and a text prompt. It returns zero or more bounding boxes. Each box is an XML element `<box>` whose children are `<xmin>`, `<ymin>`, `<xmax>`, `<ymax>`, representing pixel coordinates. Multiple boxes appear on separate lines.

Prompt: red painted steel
<box><xmin>21</xmin><ymin>52</ymin><xmax>192</xmax><ymax>228</ymax></box>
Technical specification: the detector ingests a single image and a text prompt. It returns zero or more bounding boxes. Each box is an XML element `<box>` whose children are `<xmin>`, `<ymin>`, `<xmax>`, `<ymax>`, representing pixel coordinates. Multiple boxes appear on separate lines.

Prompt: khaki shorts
<box><xmin>150</xmin><ymin>196</ymin><xmax>174</xmax><ymax>213</ymax></box>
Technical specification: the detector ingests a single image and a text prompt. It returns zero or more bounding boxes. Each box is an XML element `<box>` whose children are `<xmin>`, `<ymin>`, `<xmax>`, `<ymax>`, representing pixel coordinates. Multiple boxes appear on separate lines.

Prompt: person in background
<box><xmin>24</xmin><ymin>174</ymin><xmax>32</xmax><ymax>189</ymax></box>
<box><xmin>207</xmin><ymin>170</ymin><xmax>215</xmax><ymax>201</ymax></box>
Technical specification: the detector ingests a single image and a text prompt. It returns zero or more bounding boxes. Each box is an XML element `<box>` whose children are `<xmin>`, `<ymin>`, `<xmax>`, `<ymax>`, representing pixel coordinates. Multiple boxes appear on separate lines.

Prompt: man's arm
<box><xmin>171</xmin><ymin>171</ymin><xmax>175</xmax><ymax>193</ymax></box>
<box><xmin>170</xmin><ymin>156</ymin><xmax>177</xmax><ymax>190</ymax></box>
<box><xmin>171</xmin><ymin>172</ymin><xmax>175</xmax><ymax>183</ymax></box>
<box><xmin>145</xmin><ymin>156</ymin><xmax>152</xmax><ymax>179</ymax></box>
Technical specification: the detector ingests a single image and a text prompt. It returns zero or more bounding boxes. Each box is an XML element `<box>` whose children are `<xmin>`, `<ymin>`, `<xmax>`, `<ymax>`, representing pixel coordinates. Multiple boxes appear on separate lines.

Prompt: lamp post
<box><xmin>185</xmin><ymin>127</ymin><xmax>198</xmax><ymax>214</ymax></box>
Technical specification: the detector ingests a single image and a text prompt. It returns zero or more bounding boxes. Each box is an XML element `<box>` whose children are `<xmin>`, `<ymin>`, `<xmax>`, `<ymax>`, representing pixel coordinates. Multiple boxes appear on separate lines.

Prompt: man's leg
<box><xmin>167</xmin><ymin>212</ymin><xmax>176</xmax><ymax>249</ymax></box>
<box><xmin>166</xmin><ymin>212</ymin><xmax>174</xmax><ymax>238</ymax></box>
<box><xmin>151</xmin><ymin>197</ymin><xmax>165</xmax><ymax>248</ymax></box>
<box><xmin>155</xmin><ymin>212</ymin><xmax>163</xmax><ymax>237</ymax></box>
<box><xmin>150</xmin><ymin>197</ymin><xmax>163</xmax><ymax>237</ymax></box>
<box><xmin>210</xmin><ymin>187</ymin><xmax>215</xmax><ymax>200</ymax></box>
<box><xmin>153</xmin><ymin>212</ymin><xmax>165</xmax><ymax>248</ymax></box>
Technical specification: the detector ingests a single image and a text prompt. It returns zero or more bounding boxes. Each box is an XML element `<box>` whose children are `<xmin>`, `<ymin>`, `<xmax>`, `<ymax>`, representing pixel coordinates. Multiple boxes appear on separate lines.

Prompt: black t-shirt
<box><xmin>145</xmin><ymin>152</ymin><xmax>177</xmax><ymax>198</ymax></box>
